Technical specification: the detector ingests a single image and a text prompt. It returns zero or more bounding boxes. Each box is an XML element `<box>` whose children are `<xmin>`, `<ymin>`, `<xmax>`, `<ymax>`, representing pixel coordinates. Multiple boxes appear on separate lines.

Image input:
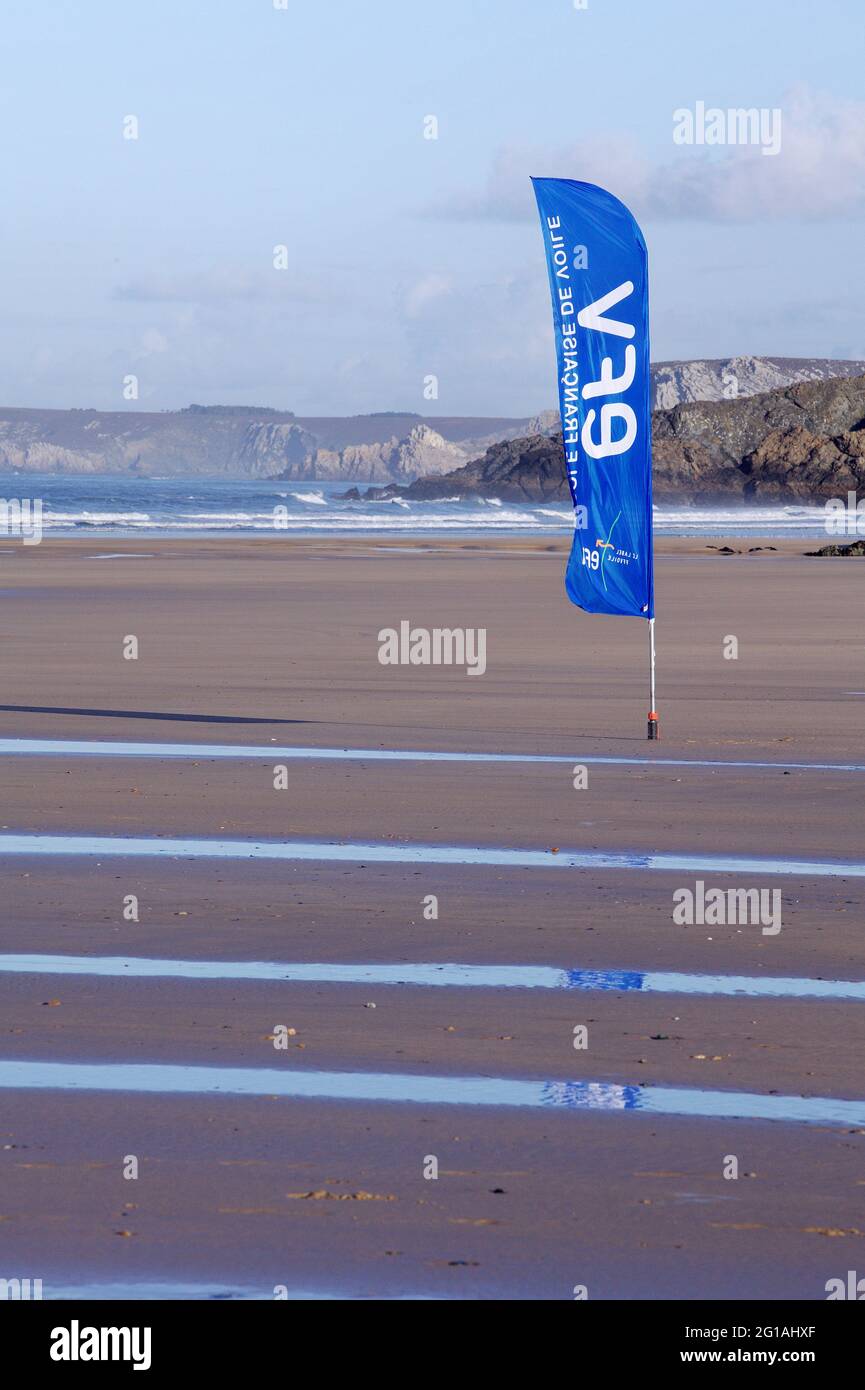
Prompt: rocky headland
<box><xmin>352</xmin><ymin>373</ymin><xmax>865</xmax><ymax>506</ymax></box>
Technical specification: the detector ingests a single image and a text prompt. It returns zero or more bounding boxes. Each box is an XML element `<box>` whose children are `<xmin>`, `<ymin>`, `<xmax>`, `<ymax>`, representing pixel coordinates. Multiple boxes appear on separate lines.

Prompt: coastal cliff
<box><xmin>0</xmin><ymin>358</ymin><xmax>863</xmax><ymax>482</ymax></box>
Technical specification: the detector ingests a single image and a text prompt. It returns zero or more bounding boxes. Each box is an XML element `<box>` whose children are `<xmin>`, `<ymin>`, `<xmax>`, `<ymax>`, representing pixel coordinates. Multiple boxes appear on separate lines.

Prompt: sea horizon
<box><xmin>0</xmin><ymin>473</ymin><xmax>844</xmax><ymax>539</ymax></box>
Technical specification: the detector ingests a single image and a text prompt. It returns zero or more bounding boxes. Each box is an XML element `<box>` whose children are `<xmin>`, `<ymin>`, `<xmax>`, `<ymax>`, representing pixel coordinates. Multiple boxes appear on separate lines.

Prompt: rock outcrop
<box><xmin>653</xmin><ymin>372</ymin><xmax>865</xmax><ymax>500</ymax></box>
<box><xmin>805</xmin><ymin>539</ymin><xmax>865</xmax><ymax>556</ymax></box>
<box><xmin>369</xmin><ymin>373</ymin><xmax>865</xmax><ymax>505</ymax></box>
<box><xmin>523</xmin><ymin>409</ymin><xmax>561</xmax><ymax>437</ymax></box>
<box><xmin>365</xmin><ymin>433</ymin><xmax>571</xmax><ymax>503</ymax></box>
<box><xmin>300</xmin><ymin>424</ymin><xmax>470</xmax><ymax>483</ymax></box>
<box><xmin>236</xmin><ymin>422</ymin><xmax>320</xmax><ymax>477</ymax></box>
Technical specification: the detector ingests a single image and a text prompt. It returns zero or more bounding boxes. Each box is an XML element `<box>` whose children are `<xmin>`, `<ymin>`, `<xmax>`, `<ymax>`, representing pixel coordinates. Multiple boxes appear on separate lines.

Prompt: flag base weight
<box><xmin>647</xmin><ymin>619</ymin><xmax>657</xmax><ymax>740</ymax></box>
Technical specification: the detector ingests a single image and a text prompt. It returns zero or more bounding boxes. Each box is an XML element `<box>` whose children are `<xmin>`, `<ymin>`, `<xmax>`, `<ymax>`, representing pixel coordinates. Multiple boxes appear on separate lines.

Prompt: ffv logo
<box><xmin>577</xmin><ymin>281</ymin><xmax>639</xmax><ymax>460</ymax></box>
<box><xmin>577</xmin><ymin>281</ymin><xmax>635</xmax><ymax>339</ymax></box>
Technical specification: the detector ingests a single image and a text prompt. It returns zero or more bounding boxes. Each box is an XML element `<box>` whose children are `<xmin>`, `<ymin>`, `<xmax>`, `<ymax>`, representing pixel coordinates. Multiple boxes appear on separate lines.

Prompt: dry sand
<box><xmin>0</xmin><ymin>537</ymin><xmax>863</xmax><ymax>1299</ymax></box>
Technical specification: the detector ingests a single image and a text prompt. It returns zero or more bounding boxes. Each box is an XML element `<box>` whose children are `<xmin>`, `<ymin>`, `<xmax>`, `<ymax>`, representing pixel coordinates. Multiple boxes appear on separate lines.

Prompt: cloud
<box><xmin>404</xmin><ymin>272</ymin><xmax>455</xmax><ymax>318</ymax></box>
<box><xmin>139</xmin><ymin>328</ymin><xmax>169</xmax><ymax>355</ymax></box>
<box><xmin>431</xmin><ymin>86</ymin><xmax>865</xmax><ymax>224</ymax></box>
<box><xmin>112</xmin><ymin>267</ymin><xmax>334</xmax><ymax>305</ymax></box>
<box><xmin>439</xmin><ymin>136</ymin><xmax>644</xmax><ymax>222</ymax></box>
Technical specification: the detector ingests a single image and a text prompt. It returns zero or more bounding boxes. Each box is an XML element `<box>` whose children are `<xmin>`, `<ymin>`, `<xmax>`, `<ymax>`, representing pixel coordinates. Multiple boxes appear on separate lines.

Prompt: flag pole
<box><xmin>647</xmin><ymin>617</ymin><xmax>658</xmax><ymax>739</ymax></box>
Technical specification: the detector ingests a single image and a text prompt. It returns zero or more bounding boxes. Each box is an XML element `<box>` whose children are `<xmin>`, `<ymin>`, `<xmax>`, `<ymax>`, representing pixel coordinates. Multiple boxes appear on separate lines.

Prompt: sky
<box><xmin>1</xmin><ymin>0</ymin><xmax>863</xmax><ymax>416</ymax></box>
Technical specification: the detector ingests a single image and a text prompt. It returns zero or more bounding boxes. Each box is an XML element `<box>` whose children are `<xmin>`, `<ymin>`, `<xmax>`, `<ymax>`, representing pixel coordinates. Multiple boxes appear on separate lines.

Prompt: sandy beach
<box><xmin>0</xmin><ymin>537</ymin><xmax>863</xmax><ymax>1300</ymax></box>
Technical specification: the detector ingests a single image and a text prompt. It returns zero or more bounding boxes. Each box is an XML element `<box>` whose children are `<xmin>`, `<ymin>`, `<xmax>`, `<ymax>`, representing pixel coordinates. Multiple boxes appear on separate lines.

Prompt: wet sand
<box><xmin>0</xmin><ymin>538</ymin><xmax>863</xmax><ymax>1299</ymax></box>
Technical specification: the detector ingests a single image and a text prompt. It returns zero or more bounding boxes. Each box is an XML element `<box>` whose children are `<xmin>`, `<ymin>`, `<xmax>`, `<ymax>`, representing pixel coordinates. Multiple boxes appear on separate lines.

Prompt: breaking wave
<box><xmin>0</xmin><ymin>474</ymin><xmax>834</xmax><ymax>538</ymax></box>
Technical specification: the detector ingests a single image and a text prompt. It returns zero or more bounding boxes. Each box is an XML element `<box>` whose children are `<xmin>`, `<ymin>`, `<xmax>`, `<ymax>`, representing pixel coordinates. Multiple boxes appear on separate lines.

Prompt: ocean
<box><xmin>0</xmin><ymin>473</ymin><xmax>843</xmax><ymax>539</ymax></box>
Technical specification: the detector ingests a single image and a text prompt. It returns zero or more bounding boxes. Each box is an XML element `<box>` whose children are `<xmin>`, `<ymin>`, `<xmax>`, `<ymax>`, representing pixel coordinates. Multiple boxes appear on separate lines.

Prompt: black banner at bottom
<box><xmin>5</xmin><ymin>1297</ymin><xmax>860</xmax><ymax>1375</ymax></box>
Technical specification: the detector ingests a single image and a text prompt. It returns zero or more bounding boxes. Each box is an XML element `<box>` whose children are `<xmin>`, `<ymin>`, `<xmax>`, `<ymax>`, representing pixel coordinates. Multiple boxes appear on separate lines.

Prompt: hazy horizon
<box><xmin>3</xmin><ymin>351</ymin><xmax>865</xmax><ymax>421</ymax></box>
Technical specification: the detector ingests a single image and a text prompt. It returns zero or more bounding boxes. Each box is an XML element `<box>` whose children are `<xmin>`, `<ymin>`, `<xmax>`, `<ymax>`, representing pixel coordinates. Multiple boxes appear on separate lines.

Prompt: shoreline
<box><xmin>0</xmin><ymin>533</ymin><xmax>848</xmax><ymax>558</ymax></box>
